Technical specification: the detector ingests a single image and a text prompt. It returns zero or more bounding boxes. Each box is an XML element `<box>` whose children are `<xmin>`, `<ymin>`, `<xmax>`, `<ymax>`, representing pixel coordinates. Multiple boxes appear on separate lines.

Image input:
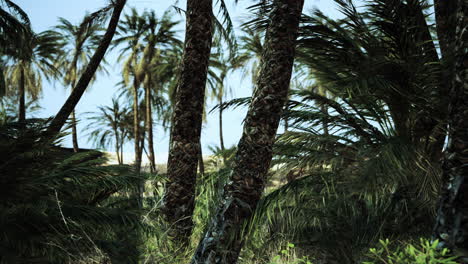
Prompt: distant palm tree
<box><xmin>137</xmin><ymin>10</ymin><xmax>180</xmax><ymax>173</ymax></box>
<box><xmin>55</xmin><ymin>16</ymin><xmax>105</xmax><ymax>152</ymax></box>
<box><xmin>113</xmin><ymin>7</ymin><xmax>150</xmax><ymax>174</ymax></box>
<box><xmin>85</xmin><ymin>97</ymin><xmax>130</xmax><ymax>165</ymax></box>
<box><xmin>237</xmin><ymin>27</ymin><xmax>264</xmax><ymax>84</ymax></box>
<box><xmin>5</xmin><ymin>29</ymin><xmax>63</xmax><ymax>122</ymax></box>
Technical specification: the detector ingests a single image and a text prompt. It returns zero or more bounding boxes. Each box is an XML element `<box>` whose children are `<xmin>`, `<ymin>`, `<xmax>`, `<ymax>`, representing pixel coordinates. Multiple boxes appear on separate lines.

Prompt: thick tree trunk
<box><xmin>45</xmin><ymin>0</ymin><xmax>126</xmax><ymax>137</ymax></box>
<box><xmin>433</xmin><ymin>0</ymin><xmax>468</xmax><ymax>260</ymax></box>
<box><xmin>145</xmin><ymin>76</ymin><xmax>156</xmax><ymax>173</ymax></box>
<box><xmin>71</xmin><ymin>110</ymin><xmax>79</xmax><ymax>152</ymax></box>
<box><xmin>190</xmin><ymin>1</ymin><xmax>304</xmax><ymax>263</ymax></box>
<box><xmin>18</xmin><ymin>66</ymin><xmax>25</xmax><ymax>123</ymax></box>
<box><xmin>163</xmin><ymin>0</ymin><xmax>213</xmax><ymax>241</ymax></box>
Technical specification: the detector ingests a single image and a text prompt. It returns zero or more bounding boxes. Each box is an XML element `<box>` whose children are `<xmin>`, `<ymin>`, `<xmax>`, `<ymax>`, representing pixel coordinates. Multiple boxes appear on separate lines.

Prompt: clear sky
<box><xmin>14</xmin><ymin>0</ymin><xmax>344</xmax><ymax>165</ymax></box>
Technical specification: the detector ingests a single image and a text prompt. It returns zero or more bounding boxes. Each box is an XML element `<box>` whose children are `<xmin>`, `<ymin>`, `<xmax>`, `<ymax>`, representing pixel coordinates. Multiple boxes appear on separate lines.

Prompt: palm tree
<box><xmin>46</xmin><ymin>0</ymin><xmax>127</xmax><ymax>138</ymax></box>
<box><xmin>163</xmin><ymin>0</ymin><xmax>214</xmax><ymax>241</ymax></box>
<box><xmin>85</xmin><ymin>97</ymin><xmax>130</xmax><ymax>165</ymax></box>
<box><xmin>5</xmin><ymin>29</ymin><xmax>63</xmax><ymax>123</ymax></box>
<box><xmin>55</xmin><ymin>17</ymin><xmax>105</xmax><ymax>152</ymax></box>
<box><xmin>55</xmin><ymin>16</ymin><xmax>105</xmax><ymax>152</ymax></box>
<box><xmin>138</xmin><ymin>10</ymin><xmax>180</xmax><ymax>173</ymax></box>
<box><xmin>0</xmin><ymin>0</ymin><xmax>31</xmax><ymax>96</ymax></box>
<box><xmin>433</xmin><ymin>0</ymin><xmax>468</xmax><ymax>258</ymax></box>
<box><xmin>236</xmin><ymin>27</ymin><xmax>264</xmax><ymax>84</ymax></box>
<box><xmin>191</xmin><ymin>0</ymin><xmax>304</xmax><ymax>263</ymax></box>
<box><xmin>113</xmin><ymin>7</ymin><xmax>147</xmax><ymax>177</ymax></box>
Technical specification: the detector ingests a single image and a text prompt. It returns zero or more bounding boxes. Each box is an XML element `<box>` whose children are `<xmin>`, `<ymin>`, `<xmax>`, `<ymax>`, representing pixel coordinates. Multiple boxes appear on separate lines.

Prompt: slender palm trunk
<box><xmin>433</xmin><ymin>0</ymin><xmax>468</xmax><ymax>258</ymax></box>
<box><xmin>198</xmin><ymin>142</ymin><xmax>205</xmax><ymax>175</ymax></box>
<box><xmin>114</xmin><ymin>127</ymin><xmax>122</xmax><ymax>164</ymax></box>
<box><xmin>145</xmin><ymin>76</ymin><xmax>156</xmax><ymax>173</ymax></box>
<box><xmin>69</xmin><ymin>79</ymin><xmax>79</xmax><ymax>152</ymax></box>
<box><xmin>219</xmin><ymin>96</ymin><xmax>225</xmax><ymax>152</ymax></box>
<box><xmin>190</xmin><ymin>1</ymin><xmax>304</xmax><ymax>263</ymax></box>
<box><xmin>18</xmin><ymin>65</ymin><xmax>25</xmax><ymax>123</ymax></box>
<box><xmin>321</xmin><ymin>104</ymin><xmax>329</xmax><ymax>135</ymax></box>
<box><xmin>71</xmin><ymin>110</ymin><xmax>79</xmax><ymax>152</ymax></box>
<box><xmin>132</xmin><ymin>78</ymin><xmax>143</xmax><ymax>207</ymax></box>
<box><xmin>163</xmin><ymin>0</ymin><xmax>213</xmax><ymax>241</ymax></box>
<box><xmin>45</xmin><ymin>0</ymin><xmax>126</xmax><ymax>138</ymax></box>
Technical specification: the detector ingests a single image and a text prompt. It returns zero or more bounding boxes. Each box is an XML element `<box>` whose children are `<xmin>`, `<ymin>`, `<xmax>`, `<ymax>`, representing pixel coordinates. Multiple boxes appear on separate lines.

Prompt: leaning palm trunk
<box><xmin>45</xmin><ymin>0</ymin><xmax>126</xmax><ymax>137</ymax></box>
<box><xmin>433</xmin><ymin>0</ymin><xmax>468</xmax><ymax>260</ymax></box>
<box><xmin>190</xmin><ymin>0</ymin><xmax>304</xmax><ymax>263</ymax></box>
<box><xmin>163</xmin><ymin>0</ymin><xmax>213</xmax><ymax>241</ymax></box>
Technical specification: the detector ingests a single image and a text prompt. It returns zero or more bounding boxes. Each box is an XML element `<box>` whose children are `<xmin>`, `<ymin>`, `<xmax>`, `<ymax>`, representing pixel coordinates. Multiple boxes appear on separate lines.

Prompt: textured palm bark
<box><xmin>433</xmin><ymin>0</ymin><xmax>468</xmax><ymax>260</ymax></box>
<box><xmin>18</xmin><ymin>66</ymin><xmax>25</xmax><ymax>123</ymax></box>
<box><xmin>45</xmin><ymin>0</ymin><xmax>126</xmax><ymax>137</ymax></box>
<box><xmin>163</xmin><ymin>0</ymin><xmax>213</xmax><ymax>241</ymax></box>
<box><xmin>190</xmin><ymin>1</ymin><xmax>304</xmax><ymax>263</ymax></box>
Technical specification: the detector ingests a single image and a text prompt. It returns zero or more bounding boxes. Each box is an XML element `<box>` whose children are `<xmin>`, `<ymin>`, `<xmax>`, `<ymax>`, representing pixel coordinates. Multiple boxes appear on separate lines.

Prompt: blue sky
<box><xmin>14</xmin><ymin>0</ymin><xmax>343</xmax><ymax>164</ymax></box>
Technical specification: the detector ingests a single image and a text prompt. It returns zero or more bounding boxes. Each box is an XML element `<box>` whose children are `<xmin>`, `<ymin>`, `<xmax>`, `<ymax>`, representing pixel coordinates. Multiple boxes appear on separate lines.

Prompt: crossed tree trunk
<box><xmin>190</xmin><ymin>0</ymin><xmax>304</xmax><ymax>263</ymax></box>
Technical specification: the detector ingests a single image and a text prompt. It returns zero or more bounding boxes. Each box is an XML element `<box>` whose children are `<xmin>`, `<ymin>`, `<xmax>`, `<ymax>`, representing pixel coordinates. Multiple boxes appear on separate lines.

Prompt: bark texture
<box><xmin>190</xmin><ymin>0</ymin><xmax>304</xmax><ymax>263</ymax></box>
<box><xmin>433</xmin><ymin>0</ymin><xmax>468</xmax><ymax>260</ymax></box>
<box><xmin>45</xmin><ymin>0</ymin><xmax>126</xmax><ymax>137</ymax></box>
<box><xmin>163</xmin><ymin>0</ymin><xmax>213</xmax><ymax>240</ymax></box>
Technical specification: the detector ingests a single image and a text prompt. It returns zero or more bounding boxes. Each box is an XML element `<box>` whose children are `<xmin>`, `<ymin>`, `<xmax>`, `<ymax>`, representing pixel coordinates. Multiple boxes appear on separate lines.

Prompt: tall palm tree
<box><xmin>163</xmin><ymin>0</ymin><xmax>214</xmax><ymax>241</ymax></box>
<box><xmin>5</xmin><ymin>29</ymin><xmax>63</xmax><ymax>123</ymax></box>
<box><xmin>46</xmin><ymin>0</ymin><xmax>127</xmax><ymax>138</ymax></box>
<box><xmin>191</xmin><ymin>0</ymin><xmax>304</xmax><ymax>263</ymax></box>
<box><xmin>433</xmin><ymin>0</ymin><xmax>468</xmax><ymax>258</ymax></box>
<box><xmin>113</xmin><ymin>7</ymin><xmax>147</xmax><ymax>177</ymax></box>
<box><xmin>55</xmin><ymin>16</ymin><xmax>105</xmax><ymax>152</ymax></box>
<box><xmin>138</xmin><ymin>10</ymin><xmax>180</xmax><ymax>173</ymax></box>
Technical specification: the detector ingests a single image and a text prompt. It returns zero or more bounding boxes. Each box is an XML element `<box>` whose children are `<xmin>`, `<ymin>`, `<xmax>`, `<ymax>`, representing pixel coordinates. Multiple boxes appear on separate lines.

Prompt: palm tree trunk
<box><xmin>145</xmin><ymin>76</ymin><xmax>156</xmax><ymax>173</ymax></box>
<box><xmin>132</xmin><ymin>78</ymin><xmax>143</xmax><ymax>207</ymax></box>
<box><xmin>45</xmin><ymin>0</ymin><xmax>126</xmax><ymax>138</ymax></box>
<box><xmin>18</xmin><ymin>65</ymin><xmax>25</xmax><ymax>123</ymax></box>
<box><xmin>321</xmin><ymin>104</ymin><xmax>329</xmax><ymax>135</ymax></box>
<box><xmin>114</xmin><ymin>128</ymin><xmax>121</xmax><ymax>164</ymax></box>
<box><xmin>190</xmin><ymin>1</ymin><xmax>304</xmax><ymax>263</ymax></box>
<box><xmin>163</xmin><ymin>0</ymin><xmax>213</xmax><ymax>241</ymax></box>
<box><xmin>219</xmin><ymin>96</ymin><xmax>225</xmax><ymax>152</ymax></box>
<box><xmin>433</xmin><ymin>0</ymin><xmax>468</xmax><ymax>258</ymax></box>
<box><xmin>198</xmin><ymin>142</ymin><xmax>205</xmax><ymax>175</ymax></box>
<box><xmin>71</xmin><ymin>110</ymin><xmax>79</xmax><ymax>152</ymax></box>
